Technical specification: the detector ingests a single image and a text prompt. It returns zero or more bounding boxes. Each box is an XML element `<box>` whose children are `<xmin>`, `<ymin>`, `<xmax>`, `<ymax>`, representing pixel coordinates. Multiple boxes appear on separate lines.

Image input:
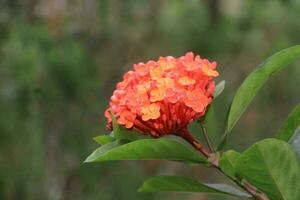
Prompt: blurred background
<box><xmin>0</xmin><ymin>0</ymin><xmax>300</xmax><ymax>199</ymax></box>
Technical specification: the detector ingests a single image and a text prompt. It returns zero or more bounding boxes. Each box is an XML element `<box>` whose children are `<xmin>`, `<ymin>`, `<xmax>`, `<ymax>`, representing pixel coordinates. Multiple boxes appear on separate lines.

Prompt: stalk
<box><xmin>181</xmin><ymin>129</ymin><xmax>269</xmax><ymax>200</ymax></box>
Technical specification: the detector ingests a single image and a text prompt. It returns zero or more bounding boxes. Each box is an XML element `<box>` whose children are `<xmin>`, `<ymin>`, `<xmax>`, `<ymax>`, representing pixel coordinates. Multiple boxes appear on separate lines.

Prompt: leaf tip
<box><xmin>213</xmin><ymin>80</ymin><xmax>226</xmax><ymax>98</ymax></box>
<box><xmin>83</xmin><ymin>155</ymin><xmax>94</xmax><ymax>163</ymax></box>
<box><xmin>92</xmin><ymin>136</ymin><xmax>99</xmax><ymax>143</ymax></box>
<box><xmin>137</xmin><ymin>183</ymin><xmax>151</xmax><ymax>193</ymax></box>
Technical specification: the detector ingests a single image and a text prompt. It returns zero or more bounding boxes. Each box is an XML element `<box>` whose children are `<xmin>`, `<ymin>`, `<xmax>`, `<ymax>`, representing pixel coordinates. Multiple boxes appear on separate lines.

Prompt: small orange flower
<box><xmin>156</xmin><ymin>77</ymin><xmax>174</xmax><ymax>88</ymax></box>
<box><xmin>141</xmin><ymin>103</ymin><xmax>160</xmax><ymax>121</ymax></box>
<box><xmin>150</xmin><ymin>66</ymin><xmax>164</xmax><ymax>80</ymax></box>
<box><xmin>150</xmin><ymin>88</ymin><xmax>165</xmax><ymax>102</ymax></box>
<box><xmin>178</xmin><ymin>76</ymin><xmax>196</xmax><ymax>86</ymax></box>
<box><xmin>184</xmin><ymin>89</ymin><xmax>210</xmax><ymax>113</ymax></box>
<box><xmin>117</xmin><ymin>110</ymin><xmax>136</xmax><ymax>129</ymax></box>
<box><xmin>202</xmin><ymin>64</ymin><xmax>219</xmax><ymax>77</ymax></box>
<box><xmin>158</xmin><ymin>58</ymin><xmax>175</xmax><ymax>71</ymax></box>
<box><xmin>105</xmin><ymin>52</ymin><xmax>219</xmax><ymax>137</ymax></box>
<box><xmin>137</xmin><ymin>82</ymin><xmax>151</xmax><ymax>94</ymax></box>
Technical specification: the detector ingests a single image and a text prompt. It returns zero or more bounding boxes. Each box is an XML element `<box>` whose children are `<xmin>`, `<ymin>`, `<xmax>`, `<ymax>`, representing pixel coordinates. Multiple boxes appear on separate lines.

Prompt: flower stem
<box><xmin>180</xmin><ymin>129</ymin><xmax>211</xmax><ymax>158</ymax></box>
<box><xmin>199</xmin><ymin>121</ymin><xmax>215</xmax><ymax>153</ymax></box>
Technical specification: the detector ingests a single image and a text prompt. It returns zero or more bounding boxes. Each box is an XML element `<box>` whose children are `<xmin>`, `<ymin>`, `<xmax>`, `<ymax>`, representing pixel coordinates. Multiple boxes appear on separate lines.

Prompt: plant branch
<box><xmin>218</xmin><ymin>170</ymin><xmax>269</xmax><ymax>200</ymax></box>
<box><xmin>181</xmin><ymin>129</ymin><xmax>269</xmax><ymax>200</ymax></box>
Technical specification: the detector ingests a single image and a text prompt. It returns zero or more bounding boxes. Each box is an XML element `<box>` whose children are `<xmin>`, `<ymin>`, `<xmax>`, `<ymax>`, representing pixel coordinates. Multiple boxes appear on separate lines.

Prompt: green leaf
<box><xmin>112</xmin><ymin>115</ymin><xmax>151</xmax><ymax>141</ymax></box>
<box><xmin>85</xmin><ymin>140</ymin><xmax>123</xmax><ymax>162</ymax></box>
<box><xmin>138</xmin><ymin>176</ymin><xmax>251</xmax><ymax>198</ymax></box>
<box><xmin>289</xmin><ymin>127</ymin><xmax>300</xmax><ymax>161</ymax></box>
<box><xmin>220</xmin><ymin>150</ymin><xmax>241</xmax><ymax>180</ymax></box>
<box><xmin>236</xmin><ymin>138</ymin><xmax>300</xmax><ymax>200</ymax></box>
<box><xmin>205</xmin><ymin>183</ymin><xmax>251</xmax><ymax>198</ymax></box>
<box><xmin>93</xmin><ymin>135</ymin><xmax>115</xmax><ymax>145</ymax></box>
<box><xmin>226</xmin><ymin>45</ymin><xmax>300</xmax><ymax>134</ymax></box>
<box><xmin>213</xmin><ymin>80</ymin><xmax>225</xmax><ymax>98</ymax></box>
<box><xmin>84</xmin><ymin>137</ymin><xmax>206</xmax><ymax>163</ymax></box>
<box><xmin>277</xmin><ymin>103</ymin><xmax>300</xmax><ymax>142</ymax></box>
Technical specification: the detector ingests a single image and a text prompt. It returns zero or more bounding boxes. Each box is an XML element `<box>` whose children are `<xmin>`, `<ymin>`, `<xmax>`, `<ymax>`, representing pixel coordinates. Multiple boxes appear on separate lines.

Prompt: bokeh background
<box><xmin>0</xmin><ymin>0</ymin><xmax>300</xmax><ymax>199</ymax></box>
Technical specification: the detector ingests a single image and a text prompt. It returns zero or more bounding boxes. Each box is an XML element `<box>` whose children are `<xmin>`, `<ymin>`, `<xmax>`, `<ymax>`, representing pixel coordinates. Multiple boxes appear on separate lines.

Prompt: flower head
<box><xmin>105</xmin><ymin>52</ymin><xmax>219</xmax><ymax>137</ymax></box>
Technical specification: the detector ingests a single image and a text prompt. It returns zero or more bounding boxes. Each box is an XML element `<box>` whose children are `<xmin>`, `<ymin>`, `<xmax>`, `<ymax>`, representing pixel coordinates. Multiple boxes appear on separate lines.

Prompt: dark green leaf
<box><xmin>226</xmin><ymin>45</ymin><xmax>300</xmax><ymax>134</ymax></box>
<box><xmin>277</xmin><ymin>103</ymin><xmax>300</xmax><ymax>142</ymax></box>
<box><xmin>213</xmin><ymin>80</ymin><xmax>225</xmax><ymax>98</ymax></box>
<box><xmin>93</xmin><ymin>135</ymin><xmax>115</xmax><ymax>145</ymax></box>
<box><xmin>236</xmin><ymin>138</ymin><xmax>300</xmax><ymax>200</ymax></box>
<box><xmin>138</xmin><ymin>176</ymin><xmax>250</xmax><ymax>198</ymax></box>
<box><xmin>220</xmin><ymin>150</ymin><xmax>241</xmax><ymax>180</ymax></box>
<box><xmin>84</xmin><ymin>137</ymin><xmax>206</xmax><ymax>163</ymax></box>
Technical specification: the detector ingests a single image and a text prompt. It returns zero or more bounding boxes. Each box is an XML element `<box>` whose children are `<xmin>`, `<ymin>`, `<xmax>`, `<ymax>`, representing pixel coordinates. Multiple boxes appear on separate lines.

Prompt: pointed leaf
<box><xmin>213</xmin><ymin>80</ymin><xmax>225</xmax><ymax>98</ymax></box>
<box><xmin>220</xmin><ymin>150</ymin><xmax>241</xmax><ymax>180</ymax></box>
<box><xmin>236</xmin><ymin>138</ymin><xmax>300</xmax><ymax>200</ymax></box>
<box><xmin>138</xmin><ymin>176</ymin><xmax>250</xmax><ymax>198</ymax></box>
<box><xmin>85</xmin><ymin>137</ymin><xmax>206</xmax><ymax>163</ymax></box>
<box><xmin>226</xmin><ymin>45</ymin><xmax>300</xmax><ymax>134</ymax></box>
<box><xmin>93</xmin><ymin>135</ymin><xmax>115</xmax><ymax>145</ymax></box>
<box><xmin>277</xmin><ymin>103</ymin><xmax>300</xmax><ymax>142</ymax></box>
<box><xmin>85</xmin><ymin>140</ymin><xmax>123</xmax><ymax>162</ymax></box>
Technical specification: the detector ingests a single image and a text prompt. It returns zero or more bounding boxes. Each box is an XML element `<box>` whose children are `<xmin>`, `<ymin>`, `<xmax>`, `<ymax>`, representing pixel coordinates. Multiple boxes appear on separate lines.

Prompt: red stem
<box><xmin>180</xmin><ymin>129</ymin><xmax>211</xmax><ymax>158</ymax></box>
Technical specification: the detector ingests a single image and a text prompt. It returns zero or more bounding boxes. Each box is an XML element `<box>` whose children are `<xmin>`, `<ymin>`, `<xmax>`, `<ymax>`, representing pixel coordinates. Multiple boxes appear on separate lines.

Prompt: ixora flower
<box><xmin>105</xmin><ymin>52</ymin><xmax>219</xmax><ymax>141</ymax></box>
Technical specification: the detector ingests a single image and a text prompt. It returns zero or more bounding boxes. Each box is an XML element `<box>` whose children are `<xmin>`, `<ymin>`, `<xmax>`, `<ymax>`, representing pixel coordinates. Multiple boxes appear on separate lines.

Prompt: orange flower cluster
<box><xmin>105</xmin><ymin>52</ymin><xmax>219</xmax><ymax>137</ymax></box>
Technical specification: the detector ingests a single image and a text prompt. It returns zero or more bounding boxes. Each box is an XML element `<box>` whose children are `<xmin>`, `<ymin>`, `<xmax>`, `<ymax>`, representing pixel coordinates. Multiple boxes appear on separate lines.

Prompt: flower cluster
<box><xmin>105</xmin><ymin>52</ymin><xmax>219</xmax><ymax>137</ymax></box>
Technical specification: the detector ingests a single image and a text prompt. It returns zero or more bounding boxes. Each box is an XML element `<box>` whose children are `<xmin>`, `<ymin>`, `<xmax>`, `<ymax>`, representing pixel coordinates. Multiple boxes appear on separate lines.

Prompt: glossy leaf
<box><xmin>226</xmin><ymin>45</ymin><xmax>300</xmax><ymax>134</ymax></box>
<box><xmin>213</xmin><ymin>80</ymin><xmax>225</xmax><ymax>98</ymax></box>
<box><xmin>220</xmin><ymin>150</ymin><xmax>241</xmax><ymax>180</ymax></box>
<box><xmin>277</xmin><ymin>103</ymin><xmax>300</xmax><ymax>142</ymax></box>
<box><xmin>93</xmin><ymin>135</ymin><xmax>115</xmax><ymax>145</ymax></box>
<box><xmin>236</xmin><ymin>138</ymin><xmax>300</xmax><ymax>200</ymax></box>
<box><xmin>85</xmin><ymin>137</ymin><xmax>206</xmax><ymax>163</ymax></box>
<box><xmin>138</xmin><ymin>176</ymin><xmax>251</xmax><ymax>198</ymax></box>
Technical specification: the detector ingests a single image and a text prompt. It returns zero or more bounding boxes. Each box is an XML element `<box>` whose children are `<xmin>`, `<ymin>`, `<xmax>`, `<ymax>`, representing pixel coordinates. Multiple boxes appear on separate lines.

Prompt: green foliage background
<box><xmin>0</xmin><ymin>0</ymin><xmax>299</xmax><ymax>199</ymax></box>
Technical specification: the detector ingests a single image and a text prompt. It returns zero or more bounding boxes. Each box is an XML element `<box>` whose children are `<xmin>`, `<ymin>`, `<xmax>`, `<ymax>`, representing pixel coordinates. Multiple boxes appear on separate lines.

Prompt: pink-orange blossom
<box><xmin>105</xmin><ymin>52</ymin><xmax>219</xmax><ymax>138</ymax></box>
